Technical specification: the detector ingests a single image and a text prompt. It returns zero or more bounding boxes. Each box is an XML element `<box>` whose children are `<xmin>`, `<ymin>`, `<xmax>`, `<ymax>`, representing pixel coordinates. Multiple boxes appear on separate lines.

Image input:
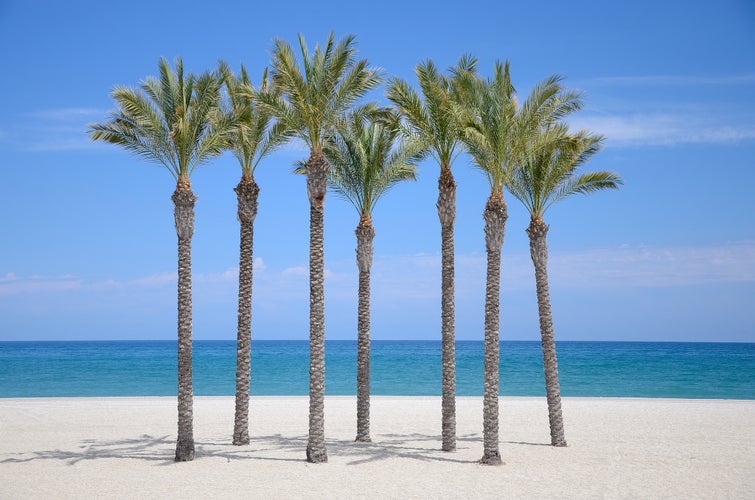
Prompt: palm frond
<box><xmin>218</xmin><ymin>60</ymin><xmax>285</xmax><ymax>175</ymax></box>
<box><xmin>265</xmin><ymin>32</ymin><xmax>379</xmax><ymax>156</ymax></box>
<box><xmin>89</xmin><ymin>57</ymin><xmax>226</xmax><ymax>182</ymax></box>
<box><xmin>324</xmin><ymin>110</ymin><xmax>418</xmax><ymax>216</ymax></box>
<box><xmin>449</xmin><ymin>53</ymin><xmax>478</xmax><ymax>77</ymax></box>
<box><xmin>456</xmin><ymin>59</ymin><xmax>518</xmax><ymax>191</ymax></box>
<box><xmin>549</xmin><ymin>170</ymin><xmax>623</xmax><ymax>209</ymax></box>
<box><xmin>387</xmin><ymin>56</ymin><xmax>474</xmax><ymax>171</ymax></box>
<box><xmin>507</xmin><ymin>125</ymin><xmax>622</xmax><ymax>218</ymax></box>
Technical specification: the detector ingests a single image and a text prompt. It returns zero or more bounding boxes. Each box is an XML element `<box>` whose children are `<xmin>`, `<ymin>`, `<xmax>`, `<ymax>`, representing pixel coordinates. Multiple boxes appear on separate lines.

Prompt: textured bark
<box><xmin>527</xmin><ymin>219</ymin><xmax>567</xmax><ymax>447</ymax></box>
<box><xmin>306</xmin><ymin>151</ymin><xmax>328</xmax><ymax>463</ymax></box>
<box><xmin>480</xmin><ymin>192</ymin><xmax>507</xmax><ymax>466</ymax></box>
<box><xmin>172</xmin><ymin>182</ymin><xmax>196</xmax><ymax>462</ymax></box>
<box><xmin>233</xmin><ymin>176</ymin><xmax>260</xmax><ymax>446</ymax></box>
<box><xmin>355</xmin><ymin>216</ymin><xmax>375</xmax><ymax>443</ymax></box>
<box><xmin>437</xmin><ymin>167</ymin><xmax>457</xmax><ymax>452</ymax></box>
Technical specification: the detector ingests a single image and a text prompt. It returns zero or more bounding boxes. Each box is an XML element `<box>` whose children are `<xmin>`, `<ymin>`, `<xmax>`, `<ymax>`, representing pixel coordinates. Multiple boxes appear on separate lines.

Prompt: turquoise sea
<box><xmin>0</xmin><ymin>341</ymin><xmax>753</xmax><ymax>399</ymax></box>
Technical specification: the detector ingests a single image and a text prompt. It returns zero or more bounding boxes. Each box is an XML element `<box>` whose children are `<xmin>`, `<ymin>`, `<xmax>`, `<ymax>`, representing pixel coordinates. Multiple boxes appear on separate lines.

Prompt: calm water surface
<box><xmin>0</xmin><ymin>340</ymin><xmax>753</xmax><ymax>399</ymax></box>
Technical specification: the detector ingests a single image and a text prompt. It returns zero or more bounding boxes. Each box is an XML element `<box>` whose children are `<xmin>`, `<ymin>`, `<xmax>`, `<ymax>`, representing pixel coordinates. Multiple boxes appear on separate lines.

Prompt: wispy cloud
<box><xmin>28</xmin><ymin>108</ymin><xmax>105</xmax><ymax>121</ymax></box>
<box><xmin>569</xmin><ymin>113</ymin><xmax>755</xmax><ymax>147</ymax></box>
<box><xmin>0</xmin><ymin>273</ymin><xmax>83</xmax><ymax>295</ymax></box>
<box><xmin>588</xmin><ymin>74</ymin><xmax>755</xmax><ymax>87</ymax></box>
<box><xmin>368</xmin><ymin>241</ymin><xmax>755</xmax><ymax>294</ymax></box>
<box><xmin>3</xmin><ymin>241</ymin><xmax>753</xmax><ymax>299</ymax></box>
<box><xmin>0</xmin><ymin>107</ymin><xmax>108</xmax><ymax>152</ymax></box>
<box><xmin>545</xmin><ymin>241</ymin><xmax>755</xmax><ymax>288</ymax></box>
<box><xmin>129</xmin><ymin>272</ymin><xmax>177</xmax><ymax>288</ymax></box>
<box><xmin>568</xmin><ymin>73</ymin><xmax>755</xmax><ymax>147</ymax></box>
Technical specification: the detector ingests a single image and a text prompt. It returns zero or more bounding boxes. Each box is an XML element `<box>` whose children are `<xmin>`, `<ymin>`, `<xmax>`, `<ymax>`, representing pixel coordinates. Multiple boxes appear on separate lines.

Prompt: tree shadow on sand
<box><xmin>330</xmin><ymin>432</ymin><xmax>482</xmax><ymax>465</ymax></box>
<box><xmin>0</xmin><ymin>434</ymin><xmax>305</xmax><ymax>466</ymax></box>
<box><xmin>0</xmin><ymin>434</ymin><xmax>178</xmax><ymax>466</ymax></box>
<box><xmin>0</xmin><ymin>432</ymin><xmax>548</xmax><ymax>466</ymax></box>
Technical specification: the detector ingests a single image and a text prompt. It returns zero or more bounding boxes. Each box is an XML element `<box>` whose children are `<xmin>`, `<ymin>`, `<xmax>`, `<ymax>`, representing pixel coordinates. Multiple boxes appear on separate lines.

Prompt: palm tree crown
<box><xmin>325</xmin><ymin>111</ymin><xmax>422</xmax><ymax>218</ymax></box>
<box><xmin>455</xmin><ymin>60</ymin><xmax>517</xmax><ymax>192</ymax></box>
<box><xmin>89</xmin><ymin>57</ymin><xmax>228</xmax><ymax>184</ymax></box>
<box><xmin>218</xmin><ymin>61</ymin><xmax>286</xmax><ymax>177</ymax></box>
<box><xmin>507</xmin><ymin>128</ymin><xmax>623</xmax><ymax>220</ymax></box>
<box><xmin>387</xmin><ymin>55</ymin><xmax>476</xmax><ymax>170</ymax></box>
<box><xmin>259</xmin><ymin>31</ymin><xmax>382</xmax><ymax>155</ymax></box>
<box><xmin>458</xmin><ymin>61</ymin><xmax>584</xmax><ymax>193</ymax></box>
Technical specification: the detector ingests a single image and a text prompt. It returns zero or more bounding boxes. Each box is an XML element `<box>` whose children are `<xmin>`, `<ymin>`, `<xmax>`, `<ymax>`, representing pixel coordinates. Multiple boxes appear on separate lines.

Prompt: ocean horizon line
<box><xmin>2</xmin><ymin>338</ymin><xmax>753</xmax><ymax>344</ymax></box>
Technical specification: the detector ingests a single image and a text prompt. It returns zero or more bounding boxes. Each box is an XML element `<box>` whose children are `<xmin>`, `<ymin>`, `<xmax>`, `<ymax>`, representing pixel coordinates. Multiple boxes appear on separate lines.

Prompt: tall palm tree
<box><xmin>218</xmin><ymin>61</ymin><xmax>285</xmax><ymax>446</ymax></box>
<box><xmin>456</xmin><ymin>61</ymin><xmax>516</xmax><ymax>465</ymax></box>
<box><xmin>387</xmin><ymin>55</ymin><xmax>476</xmax><ymax>452</ymax></box>
<box><xmin>322</xmin><ymin>111</ymin><xmax>421</xmax><ymax>442</ymax></box>
<box><xmin>507</xmin><ymin>127</ymin><xmax>622</xmax><ymax>446</ymax></box>
<box><xmin>259</xmin><ymin>32</ymin><xmax>381</xmax><ymax>463</ymax></box>
<box><xmin>458</xmin><ymin>61</ymin><xmax>582</xmax><ymax>464</ymax></box>
<box><xmin>89</xmin><ymin>58</ymin><xmax>228</xmax><ymax>462</ymax></box>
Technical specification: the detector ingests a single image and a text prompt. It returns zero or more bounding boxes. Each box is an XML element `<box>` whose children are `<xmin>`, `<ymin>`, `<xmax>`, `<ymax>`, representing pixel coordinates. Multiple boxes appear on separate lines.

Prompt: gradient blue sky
<box><xmin>1</xmin><ymin>0</ymin><xmax>753</xmax><ymax>342</ymax></box>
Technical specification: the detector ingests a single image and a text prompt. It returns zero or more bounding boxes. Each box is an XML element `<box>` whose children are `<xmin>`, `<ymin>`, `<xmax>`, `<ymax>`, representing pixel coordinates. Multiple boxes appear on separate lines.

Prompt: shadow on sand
<box><xmin>0</xmin><ymin>431</ymin><xmax>550</xmax><ymax>466</ymax></box>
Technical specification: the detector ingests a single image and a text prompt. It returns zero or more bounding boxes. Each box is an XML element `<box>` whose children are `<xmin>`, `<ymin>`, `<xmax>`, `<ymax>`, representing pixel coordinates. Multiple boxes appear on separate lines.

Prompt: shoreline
<box><xmin>1</xmin><ymin>396</ymin><xmax>753</xmax><ymax>498</ymax></box>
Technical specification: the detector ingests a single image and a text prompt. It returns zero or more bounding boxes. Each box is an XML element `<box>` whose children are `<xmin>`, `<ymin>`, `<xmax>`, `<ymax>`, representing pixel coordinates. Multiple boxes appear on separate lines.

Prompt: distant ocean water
<box><xmin>0</xmin><ymin>341</ymin><xmax>753</xmax><ymax>399</ymax></box>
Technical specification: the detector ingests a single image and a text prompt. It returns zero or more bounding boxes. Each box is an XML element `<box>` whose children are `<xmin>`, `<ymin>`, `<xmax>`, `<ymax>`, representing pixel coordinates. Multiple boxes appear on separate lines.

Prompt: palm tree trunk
<box><xmin>172</xmin><ymin>181</ymin><xmax>196</xmax><ymax>462</ymax></box>
<box><xmin>306</xmin><ymin>151</ymin><xmax>328</xmax><ymax>463</ymax></box>
<box><xmin>233</xmin><ymin>176</ymin><xmax>260</xmax><ymax>446</ymax></box>
<box><xmin>480</xmin><ymin>191</ymin><xmax>506</xmax><ymax>465</ymax></box>
<box><xmin>355</xmin><ymin>215</ymin><xmax>375</xmax><ymax>443</ymax></box>
<box><xmin>527</xmin><ymin>218</ymin><xmax>567</xmax><ymax>447</ymax></box>
<box><xmin>437</xmin><ymin>167</ymin><xmax>456</xmax><ymax>452</ymax></box>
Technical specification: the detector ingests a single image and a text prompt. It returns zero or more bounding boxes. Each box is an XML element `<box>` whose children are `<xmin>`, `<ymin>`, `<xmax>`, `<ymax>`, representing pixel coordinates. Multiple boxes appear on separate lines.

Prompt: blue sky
<box><xmin>0</xmin><ymin>0</ymin><xmax>753</xmax><ymax>342</ymax></box>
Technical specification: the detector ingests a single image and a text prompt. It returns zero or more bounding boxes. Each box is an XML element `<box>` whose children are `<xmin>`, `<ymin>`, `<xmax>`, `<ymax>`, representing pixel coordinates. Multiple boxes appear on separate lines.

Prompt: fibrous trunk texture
<box><xmin>233</xmin><ymin>176</ymin><xmax>260</xmax><ymax>446</ymax></box>
<box><xmin>527</xmin><ymin>219</ymin><xmax>567</xmax><ymax>447</ymax></box>
<box><xmin>306</xmin><ymin>151</ymin><xmax>328</xmax><ymax>463</ymax></box>
<box><xmin>355</xmin><ymin>216</ymin><xmax>375</xmax><ymax>443</ymax></box>
<box><xmin>480</xmin><ymin>193</ymin><xmax>507</xmax><ymax>466</ymax></box>
<box><xmin>172</xmin><ymin>182</ymin><xmax>196</xmax><ymax>462</ymax></box>
<box><xmin>437</xmin><ymin>168</ymin><xmax>457</xmax><ymax>452</ymax></box>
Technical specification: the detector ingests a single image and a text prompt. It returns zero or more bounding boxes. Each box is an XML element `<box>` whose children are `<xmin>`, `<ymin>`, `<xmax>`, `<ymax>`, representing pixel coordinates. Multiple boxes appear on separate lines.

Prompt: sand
<box><xmin>0</xmin><ymin>396</ymin><xmax>753</xmax><ymax>499</ymax></box>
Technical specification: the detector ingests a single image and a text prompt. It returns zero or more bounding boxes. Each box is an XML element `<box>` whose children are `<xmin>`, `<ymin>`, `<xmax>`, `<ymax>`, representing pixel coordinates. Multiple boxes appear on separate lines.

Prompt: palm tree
<box><xmin>507</xmin><ymin>127</ymin><xmax>622</xmax><ymax>446</ymax></box>
<box><xmin>387</xmin><ymin>55</ymin><xmax>476</xmax><ymax>452</ymax></box>
<box><xmin>322</xmin><ymin>111</ymin><xmax>421</xmax><ymax>442</ymax></box>
<box><xmin>218</xmin><ymin>61</ymin><xmax>285</xmax><ymax>446</ymax></box>
<box><xmin>259</xmin><ymin>32</ymin><xmax>381</xmax><ymax>463</ymax></box>
<box><xmin>89</xmin><ymin>58</ymin><xmax>228</xmax><ymax>462</ymax></box>
<box><xmin>457</xmin><ymin>61</ymin><xmax>583</xmax><ymax>464</ymax></box>
<box><xmin>455</xmin><ymin>61</ymin><xmax>516</xmax><ymax>465</ymax></box>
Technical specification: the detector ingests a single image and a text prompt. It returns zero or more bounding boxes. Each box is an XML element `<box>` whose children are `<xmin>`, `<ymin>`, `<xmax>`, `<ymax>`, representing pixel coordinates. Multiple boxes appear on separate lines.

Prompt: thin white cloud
<box><xmin>588</xmin><ymin>74</ymin><xmax>755</xmax><ymax>86</ymax></box>
<box><xmin>196</xmin><ymin>268</ymin><xmax>237</xmax><ymax>283</ymax></box>
<box><xmin>548</xmin><ymin>241</ymin><xmax>755</xmax><ymax>288</ymax></box>
<box><xmin>28</xmin><ymin>108</ymin><xmax>106</xmax><ymax>120</ymax></box>
<box><xmin>3</xmin><ymin>241</ymin><xmax>752</xmax><ymax>298</ymax></box>
<box><xmin>569</xmin><ymin>113</ymin><xmax>755</xmax><ymax>147</ymax></box>
<box><xmin>281</xmin><ymin>266</ymin><xmax>307</xmax><ymax>277</ymax></box>
<box><xmin>253</xmin><ymin>257</ymin><xmax>266</xmax><ymax>272</ymax></box>
<box><xmin>568</xmin><ymin>73</ymin><xmax>755</xmax><ymax>147</ymax></box>
<box><xmin>1</xmin><ymin>107</ymin><xmax>108</xmax><ymax>152</ymax></box>
<box><xmin>0</xmin><ymin>274</ymin><xmax>83</xmax><ymax>295</ymax></box>
<box><xmin>0</xmin><ymin>272</ymin><xmax>17</xmax><ymax>282</ymax></box>
<box><xmin>129</xmin><ymin>272</ymin><xmax>177</xmax><ymax>287</ymax></box>
<box><xmin>369</xmin><ymin>241</ymin><xmax>755</xmax><ymax>295</ymax></box>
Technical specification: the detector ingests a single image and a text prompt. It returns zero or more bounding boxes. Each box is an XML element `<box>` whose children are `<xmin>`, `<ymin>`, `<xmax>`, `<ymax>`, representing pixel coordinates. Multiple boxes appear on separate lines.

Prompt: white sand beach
<box><xmin>0</xmin><ymin>396</ymin><xmax>753</xmax><ymax>499</ymax></box>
